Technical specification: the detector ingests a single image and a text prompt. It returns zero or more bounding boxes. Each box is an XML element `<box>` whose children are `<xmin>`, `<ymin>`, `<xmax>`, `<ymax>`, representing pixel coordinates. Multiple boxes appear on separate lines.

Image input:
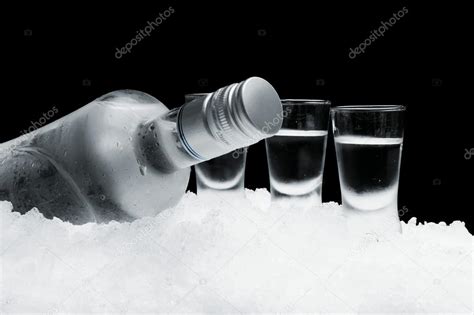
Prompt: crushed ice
<box><xmin>0</xmin><ymin>189</ymin><xmax>472</xmax><ymax>313</ymax></box>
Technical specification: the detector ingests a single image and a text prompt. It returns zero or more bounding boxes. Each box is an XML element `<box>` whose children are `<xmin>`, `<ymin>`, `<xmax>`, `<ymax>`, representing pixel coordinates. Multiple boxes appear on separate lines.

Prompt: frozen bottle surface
<box><xmin>0</xmin><ymin>77</ymin><xmax>282</xmax><ymax>224</ymax></box>
<box><xmin>0</xmin><ymin>90</ymin><xmax>189</xmax><ymax>223</ymax></box>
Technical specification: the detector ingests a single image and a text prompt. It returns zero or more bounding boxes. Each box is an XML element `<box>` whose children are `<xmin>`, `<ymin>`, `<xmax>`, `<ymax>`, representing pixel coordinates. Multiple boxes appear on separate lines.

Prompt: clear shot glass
<box><xmin>331</xmin><ymin>105</ymin><xmax>406</xmax><ymax>233</ymax></box>
<box><xmin>184</xmin><ymin>93</ymin><xmax>248</xmax><ymax>197</ymax></box>
<box><xmin>265</xmin><ymin>99</ymin><xmax>331</xmax><ymax>205</ymax></box>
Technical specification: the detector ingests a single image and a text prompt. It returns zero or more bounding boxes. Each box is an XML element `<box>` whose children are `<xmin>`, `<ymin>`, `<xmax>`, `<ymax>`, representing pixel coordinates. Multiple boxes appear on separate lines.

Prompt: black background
<box><xmin>6</xmin><ymin>2</ymin><xmax>472</xmax><ymax>231</ymax></box>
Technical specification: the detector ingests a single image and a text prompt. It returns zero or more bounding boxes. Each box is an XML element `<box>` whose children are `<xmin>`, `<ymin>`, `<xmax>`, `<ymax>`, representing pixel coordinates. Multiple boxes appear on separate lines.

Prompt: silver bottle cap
<box><xmin>178</xmin><ymin>77</ymin><xmax>282</xmax><ymax>160</ymax></box>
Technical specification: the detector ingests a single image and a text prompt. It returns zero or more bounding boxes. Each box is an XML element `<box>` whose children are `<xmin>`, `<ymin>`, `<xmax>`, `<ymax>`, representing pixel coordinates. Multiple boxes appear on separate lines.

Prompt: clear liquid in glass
<box><xmin>266</xmin><ymin>129</ymin><xmax>328</xmax><ymax>202</ymax></box>
<box><xmin>334</xmin><ymin>136</ymin><xmax>403</xmax><ymax>212</ymax></box>
<box><xmin>195</xmin><ymin>149</ymin><xmax>246</xmax><ymax>196</ymax></box>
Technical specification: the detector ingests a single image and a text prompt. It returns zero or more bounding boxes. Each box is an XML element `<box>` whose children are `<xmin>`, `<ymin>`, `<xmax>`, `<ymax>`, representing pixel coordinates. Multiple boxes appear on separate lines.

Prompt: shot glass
<box><xmin>184</xmin><ymin>93</ymin><xmax>248</xmax><ymax>197</ymax></box>
<box><xmin>265</xmin><ymin>99</ymin><xmax>331</xmax><ymax>205</ymax></box>
<box><xmin>331</xmin><ymin>105</ymin><xmax>406</xmax><ymax>233</ymax></box>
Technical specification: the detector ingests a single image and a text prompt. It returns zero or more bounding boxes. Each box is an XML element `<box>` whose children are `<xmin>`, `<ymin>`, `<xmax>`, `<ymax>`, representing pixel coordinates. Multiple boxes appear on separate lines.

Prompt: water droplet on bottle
<box><xmin>99</xmin><ymin>194</ymin><xmax>106</xmax><ymax>201</ymax></box>
<box><xmin>139</xmin><ymin>165</ymin><xmax>147</xmax><ymax>176</ymax></box>
<box><xmin>63</xmin><ymin>151</ymin><xmax>68</xmax><ymax>157</ymax></box>
<box><xmin>128</xmin><ymin>136</ymin><xmax>133</xmax><ymax>141</ymax></box>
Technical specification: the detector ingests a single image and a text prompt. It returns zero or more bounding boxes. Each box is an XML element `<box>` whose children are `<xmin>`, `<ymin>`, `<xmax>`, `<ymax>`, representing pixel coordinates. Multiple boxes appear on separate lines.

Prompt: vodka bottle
<box><xmin>0</xmin><ymin>77</ymin><xmax>282</xmax><ymax>224</ymax></box>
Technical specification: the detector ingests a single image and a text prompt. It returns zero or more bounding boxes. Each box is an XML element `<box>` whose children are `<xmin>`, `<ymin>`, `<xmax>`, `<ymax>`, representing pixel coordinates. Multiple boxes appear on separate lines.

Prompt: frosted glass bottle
<box><xmin>0</xmin><ymin>77</ymin><xmax>282</xmax><ymax>224</ymax></box>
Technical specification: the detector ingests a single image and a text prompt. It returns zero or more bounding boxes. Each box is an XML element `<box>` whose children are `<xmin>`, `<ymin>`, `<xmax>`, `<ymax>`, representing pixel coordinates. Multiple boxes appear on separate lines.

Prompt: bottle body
<box><xmin>0</xmin><ymin>90</ymin><xmax>190</xmax><ymax>223</ymax></box>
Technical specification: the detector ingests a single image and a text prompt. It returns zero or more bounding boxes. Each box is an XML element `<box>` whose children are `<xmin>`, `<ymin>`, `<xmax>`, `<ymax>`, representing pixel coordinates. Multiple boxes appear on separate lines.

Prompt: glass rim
<box><xmin>331</xmin><ymin>105</ymin><xmax>406</xmax><ymax>112</ymax></box>
<box><xmin>185</xmin><ymin>92</ymin><xmax>210</xmax><ymax>97</ymax></box>
<box><xmin>282</xmin><ymin>99</ymin><xmax>331</xmax><ymax>105</ymax></box>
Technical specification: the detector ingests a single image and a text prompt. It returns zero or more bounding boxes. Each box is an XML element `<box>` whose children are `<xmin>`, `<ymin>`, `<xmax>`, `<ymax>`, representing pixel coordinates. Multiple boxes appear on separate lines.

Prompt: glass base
<box><xmin>343</xmin><ymin>204</ymin><xmax>402</xmax><ymax>236</ymax></box>
<box><xmin>270</xmin><ymin>189</ymin><xmax>322</xmax><ymax>209</ymax></box>
<box><xmin>196</xmin><ymin>187</ymin><xmax>245</xmax><ymax>200</ymax></box>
